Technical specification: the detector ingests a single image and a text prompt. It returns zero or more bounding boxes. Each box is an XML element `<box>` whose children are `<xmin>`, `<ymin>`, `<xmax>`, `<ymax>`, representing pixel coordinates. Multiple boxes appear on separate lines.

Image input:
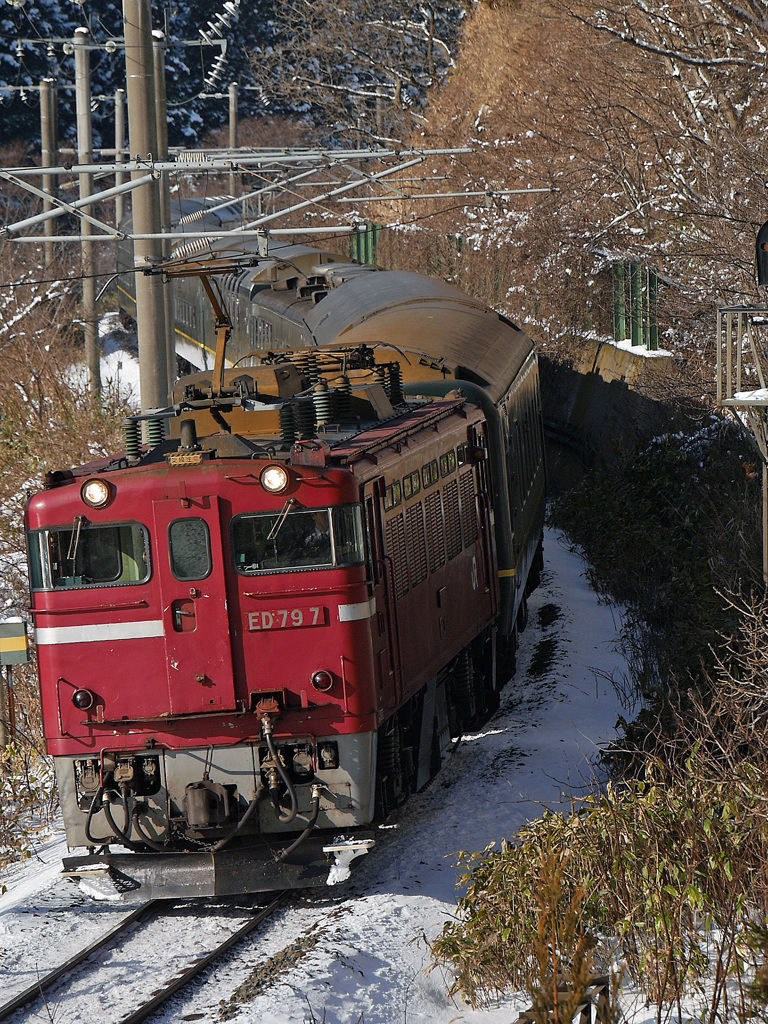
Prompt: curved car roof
<box><xmin>306</xmin><ymin>270</ymin><xmax>534</xmax><ymax>402</ymax></box>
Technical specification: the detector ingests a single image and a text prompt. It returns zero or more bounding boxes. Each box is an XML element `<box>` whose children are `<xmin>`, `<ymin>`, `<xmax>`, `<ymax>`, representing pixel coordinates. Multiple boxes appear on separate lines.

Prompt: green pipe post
<box><xmin>612</xmin><ymin>263</ymin><xmax>626</xmax><ymax>342</ymax></box>
<box><xmin>629</xmin><ymin>262</ymin><xmax>642</xmax><ymax>346</ymax></box>
<box><xmin>647</xmin><ymin>266</ymin><xmax>658</xmax><ymax>350</ymax></box>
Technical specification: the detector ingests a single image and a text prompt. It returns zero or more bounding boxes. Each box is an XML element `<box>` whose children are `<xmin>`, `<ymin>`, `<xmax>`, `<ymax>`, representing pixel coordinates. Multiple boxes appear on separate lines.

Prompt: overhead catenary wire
<box><xmin>0</xmin><ymin>195</ymin><xmax>543</xmax><ymax>289</ymax></box>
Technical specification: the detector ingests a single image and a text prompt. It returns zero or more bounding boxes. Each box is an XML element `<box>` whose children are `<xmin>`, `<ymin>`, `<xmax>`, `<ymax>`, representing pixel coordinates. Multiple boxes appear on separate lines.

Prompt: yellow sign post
<box><xmin>0</xmin><ymin>621</ymin><xmax>29</xmax><ymax>748</ymax></box>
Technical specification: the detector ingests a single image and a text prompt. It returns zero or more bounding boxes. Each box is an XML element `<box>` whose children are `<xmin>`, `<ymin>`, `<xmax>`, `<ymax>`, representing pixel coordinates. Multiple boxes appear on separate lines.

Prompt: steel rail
<box><xmin>0</xmin><ymin>899</ymin><xmax>158</xmax><ymax>1022</ymax></box>
<box><xmin>115</xmin><ymin>891</ymin><xmax>287</xmax><ymax>1024</ymax></box>
<box><xmin>0</xmin><ymin>890</ymin><xmax>286</xmax><ymax>1024</ymax></box>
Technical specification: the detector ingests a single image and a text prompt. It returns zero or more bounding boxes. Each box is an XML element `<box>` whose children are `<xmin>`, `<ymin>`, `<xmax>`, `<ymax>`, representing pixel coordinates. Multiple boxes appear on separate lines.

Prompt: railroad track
<box><xmin>0</xmin><ymin>891</ymin><xmax>286</xmax><ymax>1024</ymax></box>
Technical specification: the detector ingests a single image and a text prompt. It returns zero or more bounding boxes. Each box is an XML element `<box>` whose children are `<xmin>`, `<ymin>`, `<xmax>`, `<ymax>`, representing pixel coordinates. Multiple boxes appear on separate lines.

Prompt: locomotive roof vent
<box><xmin>297</xmin><ymin>279</ymin><xmax>329</xmax><ymax>304</ymax></box>
<box><xmin>310</xmin><ymin>263</ymin><xmax>378</xmax><ymax>289</ymax></box>
<box><xmin>273</xmin><ymin>276</ymin><xmax>303</xmax><ymax>292</ymax></box>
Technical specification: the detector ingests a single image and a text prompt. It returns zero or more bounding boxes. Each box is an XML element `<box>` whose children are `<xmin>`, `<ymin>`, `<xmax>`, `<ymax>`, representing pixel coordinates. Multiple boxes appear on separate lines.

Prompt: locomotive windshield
<box><xmin>232</xmin><ymin>504</ymin><xmax>365</xmax><ymax>573</ymax></box>
<box><xmin>28</xmin><ymin>521</ymin><xmax>150</xmax><ymax>590</ymax></box>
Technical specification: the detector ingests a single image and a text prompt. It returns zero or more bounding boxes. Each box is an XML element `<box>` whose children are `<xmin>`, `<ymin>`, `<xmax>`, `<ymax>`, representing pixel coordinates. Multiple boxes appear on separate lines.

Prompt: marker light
<box><xmin>311</xmin><ymin>670</ymin><xmax>334</xmax><ymax>692</ymax></box>
<box><xmin>81</xmin><ymin>478</ymin><xmax>112</xmax><ymax>508</ymax></box>
<box><xmin>72</xmin><ymin>688</ymin><xmax>94</xmax><ymax>710</ymax></box>
<box><xmin>261</xmin><ymin>464</ymin><xmax>289</xmax><ymax>493</ymax></box>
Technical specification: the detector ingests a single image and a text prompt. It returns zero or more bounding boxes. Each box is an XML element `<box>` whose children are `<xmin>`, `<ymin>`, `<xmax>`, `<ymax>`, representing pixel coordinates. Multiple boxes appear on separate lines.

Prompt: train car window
<box><xmin>332</xmin><ymin>505</ymin><xmax>366</xmax><ymax>565</ymax></box>
<box><xmin>403</xmin><ymin>471</ymin><xmax>420</xmax><ymax>500</ymax></box>
<box><xmin>457</xmin><ymin>444</ymin><xmax>467</xmax><ymax>467</ymax></box>
<box><xmin>440</xmin><ymin>450</ymin><xmax>457</xmax><ymax>478</ymax></box>
<box><xmin>231</xmin><ymin>504</ymin><xmax>365</xmax><ymax>574</ymax></box>
<box><xmin>383</xmin><ymin>481</ymin><xmax>402</xmax><ymax>511</ymax></box>
<box><xmin>168</xmin><ymin>518</ymin><xmax>212</xmax><ymax>581</ymax></box>
<box><xmin>422</xmin><ymin>460</ymin><xmax>438</xmax><ymax>489</ymax></box>
<box><xmin>27</xmin><ymin>521</ymin><xmax>150</xmax><ymax>590</ymax></box>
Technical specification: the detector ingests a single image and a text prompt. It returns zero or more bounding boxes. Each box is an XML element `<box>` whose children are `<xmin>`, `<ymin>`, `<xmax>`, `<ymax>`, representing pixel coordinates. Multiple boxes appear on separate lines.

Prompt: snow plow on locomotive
<box><xmin>26</xmin><ymin>251</ymin><xmax>545</xmax><ymax>898</ymax></box>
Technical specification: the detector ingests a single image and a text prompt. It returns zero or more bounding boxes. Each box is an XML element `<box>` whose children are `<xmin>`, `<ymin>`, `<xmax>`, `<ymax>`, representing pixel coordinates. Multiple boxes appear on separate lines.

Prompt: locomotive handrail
<box><xmin>30</xmin><ymin>599</ymin><xmax>150</xmax><ymax>616</ymax></box>
<box><xmin>83</xmin><ymin>706</ymin><xmax>248</xmax><ymax>726</ymax></box>
<box><xmin>242</xmin><ymin>581</ymin><xmax>370</xmax><ymax>598</ymax></box>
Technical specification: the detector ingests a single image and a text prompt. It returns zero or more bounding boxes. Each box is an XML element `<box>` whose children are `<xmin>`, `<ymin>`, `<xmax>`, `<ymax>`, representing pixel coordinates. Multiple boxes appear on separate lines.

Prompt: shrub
<box><xmin>430</xmin><ymin>591</ymin><xmax>768</xmax><ymax>1022</ymax></box>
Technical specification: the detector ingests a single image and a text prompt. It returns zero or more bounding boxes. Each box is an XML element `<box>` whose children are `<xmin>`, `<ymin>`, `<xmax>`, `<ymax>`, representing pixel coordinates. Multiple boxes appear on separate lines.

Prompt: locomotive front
<box><xmin>25</xmin><ymin>247</ymin><xmax>546</xmax><ymax>898</ymax></box>
<box><xmin>26</xmin><ymin>383</ymin><xmax>386</xmax><ymax>895</ymax></box>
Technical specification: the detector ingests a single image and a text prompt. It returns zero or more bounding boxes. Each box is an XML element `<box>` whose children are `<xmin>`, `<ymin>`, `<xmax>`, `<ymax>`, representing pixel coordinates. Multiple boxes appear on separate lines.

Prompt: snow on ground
<box><xmin>0</xmin><ymin>529</ymin><xmax>637</xmax><ymax>1023</ymax></box>
<box><xmin>98</xmin><ymin>313</ymin><xmax>141</xmax><ymax>406</ymax></box>
<box><xmin>152</xmin><ymin>528</ymin><xmax>631</xmax><ymax>1024</ymax></box>
<box><xmin>64</xmin><ymin>314</ymin><xmax>142</xmax><ymax>407</ymax></box>
<box><xmin>609</xmin><ymin>337</ymin><xmax>672</xmax><ymax>358</ymax></box>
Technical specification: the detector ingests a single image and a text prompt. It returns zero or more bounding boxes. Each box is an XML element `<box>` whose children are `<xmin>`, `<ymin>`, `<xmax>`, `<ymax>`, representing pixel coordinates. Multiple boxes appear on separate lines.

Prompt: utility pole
<box><xmin>153</xmin><ymin>29</ymin><xmax>175</xmax><ymax>393</ymax></box>
<box><xmin>123</xmin><ymin>0</ymin><xmax>169</xmax><ymax>416</ymax></box>
<box><xmin>114</xmin><ymin>88</ymin><xmax>126</xmax><ymax>229</ymax></box>
<box><xmin>229</xmin><ymin>82</ymin><xmax>239</xmax><ymax>198</ymax></box>
<box><xmin>74</xmin><ymin>28</ymin><xmax>101</xmax><ymax>395</ymax></box>
<box><xmin>39</xmin><ymin>77</ymin><xmax>57</xmax><ymax>268</ymax></box>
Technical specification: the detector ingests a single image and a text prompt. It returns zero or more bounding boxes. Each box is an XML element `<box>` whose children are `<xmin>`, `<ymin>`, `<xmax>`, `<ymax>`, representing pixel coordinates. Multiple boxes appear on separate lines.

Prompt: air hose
<box><xmin>212</xmin><ymin>780</ymin><xmax>266</xmax><ymax>852</ymax></box>
<box><xmin>102</xmin><ymin>784</ymin><xmax>142</xmax><ymax>851</ymax></box>
<box><xmin>276</xmin><ymin>785</ymin><xmax>322</xmax><ymax>863</ymax></box>
<box><xmin>131</xmin><ymin>805</ymin><xmax>166</xmax><ymax>852</ymax></box>
<box><xmin>84</xmin><ymin>786</ymin><xmax>112</xmax><ymax>845</ymax></box>
<box><xmin>262</xmin><ymin>720</ymin><xmax>298</xmax><ymax>825</ymax></box>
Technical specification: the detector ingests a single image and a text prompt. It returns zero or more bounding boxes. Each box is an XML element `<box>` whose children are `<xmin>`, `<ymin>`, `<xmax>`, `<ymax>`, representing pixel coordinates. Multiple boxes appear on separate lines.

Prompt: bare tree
<box><xmin>249</xmin><ymin>0</ymin><xmax>462</xmax><ymax>143</ymax></box>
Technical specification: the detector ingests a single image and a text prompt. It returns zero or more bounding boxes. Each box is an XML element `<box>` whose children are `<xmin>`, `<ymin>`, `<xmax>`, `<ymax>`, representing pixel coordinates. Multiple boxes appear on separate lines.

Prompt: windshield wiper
<box><xmin>66</xmin><ymin>514</ymin><xmax>86</xmax><ymax>573</ymax></box>
<box><xmin>267</xmin><ymin>498</ymin><xmax>297</xmax><ymax>542</ymax></box>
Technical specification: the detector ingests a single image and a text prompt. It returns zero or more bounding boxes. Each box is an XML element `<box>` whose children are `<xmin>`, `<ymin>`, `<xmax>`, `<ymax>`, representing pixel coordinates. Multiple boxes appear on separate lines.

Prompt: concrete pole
<box><xmin>0</xmin><ymin>666</ymin><xmax>7</xmax><ymax>750</ymax></box>
<box><xmin>40</xmin><ymin>78</ymin><xmax>57</xmax><ymax>268</ymax></box>
<box><xmin>123</xmin><ymin>0</ymin><xmax>169</xmax><ymax>414</ymax></box>
<box><xmin>153</xmin><ymin>30</ymin><xmax>175</xmax><ymax>392</ymax></box>
<box><xmin>115</xmin><ymin>88</ymin><xmax>126</xmax><ymax>229</ymax></box>
<box><xmin>229</xmin><ymin>82</ymin><xmax>239</xmax><ymax>198</ymax></box>
<box><xmin>74</xmin><ymin>29</ymin><xmax>101</xmax><ymax>395</ymax></box>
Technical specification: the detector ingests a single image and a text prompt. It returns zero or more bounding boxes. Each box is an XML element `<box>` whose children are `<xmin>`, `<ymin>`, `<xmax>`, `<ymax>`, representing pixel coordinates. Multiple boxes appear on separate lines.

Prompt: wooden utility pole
<box><xmin>74</xmin><ymin>28</ymin><xmax>101</xmax><ymax>395</ymax></box>
<box><xmin>123</xmin><ymin>0</ymin><xmax>169</xmax><ymax>416</ymax></box>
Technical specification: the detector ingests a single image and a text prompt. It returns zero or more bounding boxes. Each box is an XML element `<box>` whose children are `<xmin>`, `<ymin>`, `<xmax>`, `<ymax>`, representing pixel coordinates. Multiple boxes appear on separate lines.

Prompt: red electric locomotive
<box><xmin>26</xmin><ymin>255</ymin><xmax>545</xmax><ymax>897</ymax></box>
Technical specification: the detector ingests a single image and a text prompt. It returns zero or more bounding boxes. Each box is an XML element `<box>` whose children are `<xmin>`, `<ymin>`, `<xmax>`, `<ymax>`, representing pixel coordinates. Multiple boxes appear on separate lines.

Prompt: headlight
<box><xmin>261</xmin><ymin>464</ymin><xmax>289</xmax><ymax>493</ymax></box>
<box><xmin>81</xmin><ymin>478</ymin><xmax>112</xmax><ymax>508</ymax></box>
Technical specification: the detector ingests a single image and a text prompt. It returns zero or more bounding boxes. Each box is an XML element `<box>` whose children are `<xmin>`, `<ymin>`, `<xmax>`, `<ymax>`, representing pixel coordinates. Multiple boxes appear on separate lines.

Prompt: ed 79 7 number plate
<box><xmin>247</xmin><ymin>606</ymin><xmax>326</xmax><ymax>631</ymax></box>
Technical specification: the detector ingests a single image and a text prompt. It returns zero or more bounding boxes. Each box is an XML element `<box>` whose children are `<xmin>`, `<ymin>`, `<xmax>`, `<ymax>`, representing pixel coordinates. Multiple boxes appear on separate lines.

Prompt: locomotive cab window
<box><xmin>232</xmin><ymin>504</ymin><xmax>365</xmax><ymax>574</ymax></box>
<box><xmin>28</xmin><ymin>521</ymin><xmax>150</xmax><ymax>590</ymax></box>
<box><xmin>168</xmin><ymin>518</ymin><xmax>212</xmax><ymax>581</ymax></box>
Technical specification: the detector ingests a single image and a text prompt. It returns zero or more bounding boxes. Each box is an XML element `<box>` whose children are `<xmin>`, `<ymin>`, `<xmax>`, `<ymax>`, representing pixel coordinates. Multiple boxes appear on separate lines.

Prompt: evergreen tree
<box><xmin>0</xmin><ymin>0</ymin><xmax>273</xmax><ymax>150</ymax></box>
